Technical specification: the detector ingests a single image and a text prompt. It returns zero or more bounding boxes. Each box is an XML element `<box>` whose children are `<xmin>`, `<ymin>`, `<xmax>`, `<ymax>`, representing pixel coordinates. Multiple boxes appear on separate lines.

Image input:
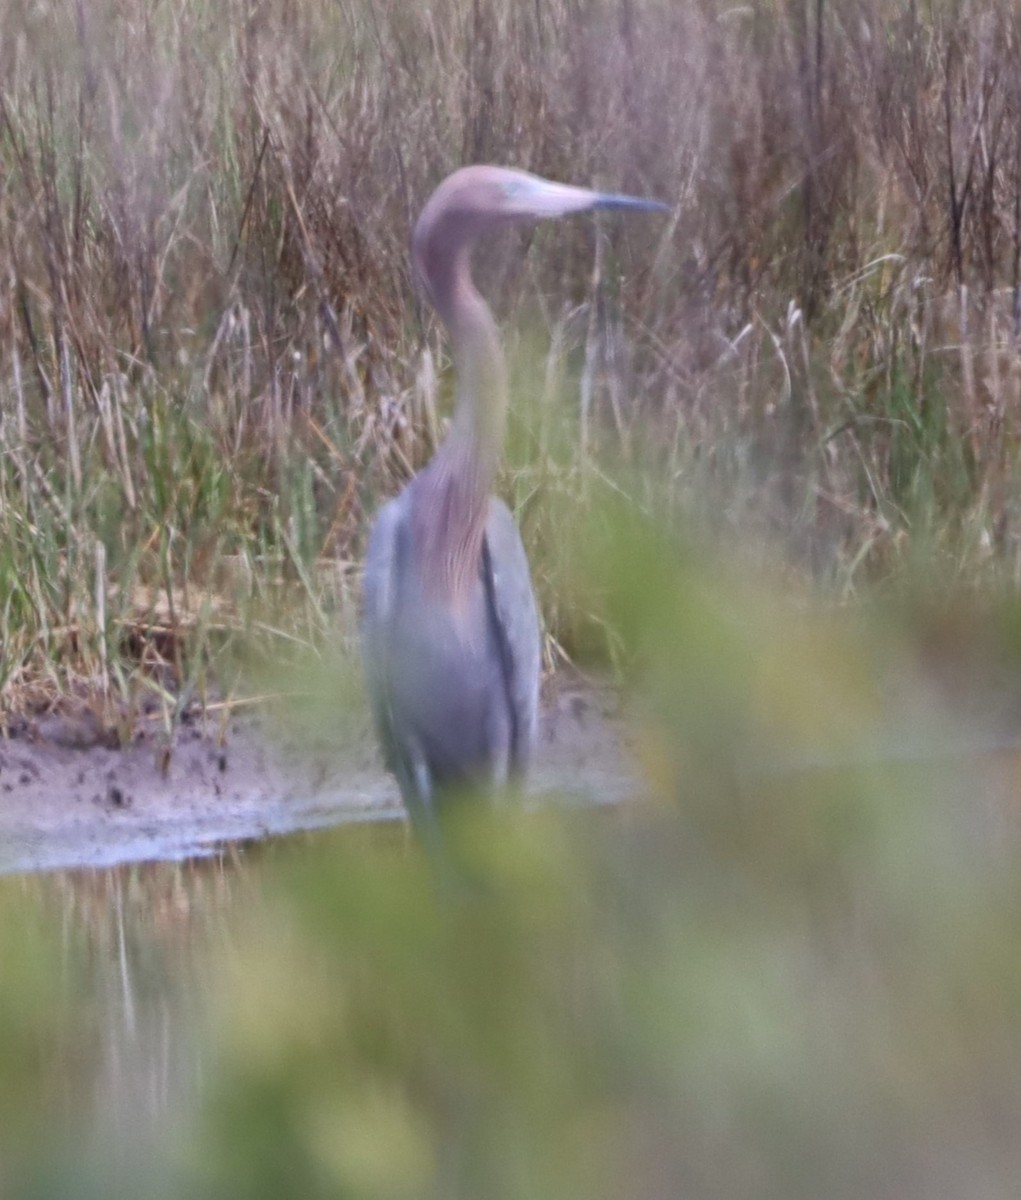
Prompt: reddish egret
<box><xmin>362</xmin><ymin>165</ymin><xmax>666</xmax><ymax>842</ymax></box>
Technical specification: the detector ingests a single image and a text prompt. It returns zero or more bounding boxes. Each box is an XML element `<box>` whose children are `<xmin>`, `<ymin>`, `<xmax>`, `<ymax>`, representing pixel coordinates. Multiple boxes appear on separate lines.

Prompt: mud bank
<box><xmin>0</xmin><ymin>685</ymin><xmax>636</xmax><ymax>874</ymax></box>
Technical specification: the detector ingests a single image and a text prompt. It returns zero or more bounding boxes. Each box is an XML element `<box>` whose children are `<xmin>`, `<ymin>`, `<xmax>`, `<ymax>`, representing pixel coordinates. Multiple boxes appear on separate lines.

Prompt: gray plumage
<box><xmin>362</xmin><ymin>490</ymin><xmax>539</xmax><ymax>835</ymax></box>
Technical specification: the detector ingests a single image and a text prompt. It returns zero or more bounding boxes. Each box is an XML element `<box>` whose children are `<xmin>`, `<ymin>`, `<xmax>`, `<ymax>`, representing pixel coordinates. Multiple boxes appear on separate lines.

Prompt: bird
<box><xmin>361</xmin><ymin>165</ymin><xmax>667</xmax><ymax>848</ymax></box>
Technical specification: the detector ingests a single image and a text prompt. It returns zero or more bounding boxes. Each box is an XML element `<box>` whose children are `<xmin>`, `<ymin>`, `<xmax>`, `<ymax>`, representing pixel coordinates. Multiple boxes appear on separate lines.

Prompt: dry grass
<box><xmin>2</xmin><ymin>0</ymin><xmax>1021</xmax><ymax>714</ymax></box>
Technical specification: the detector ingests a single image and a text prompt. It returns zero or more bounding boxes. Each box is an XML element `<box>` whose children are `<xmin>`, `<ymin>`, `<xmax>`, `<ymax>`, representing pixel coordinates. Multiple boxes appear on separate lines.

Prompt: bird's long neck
<box><xmin>444</xmin><ymin>272</ymin><xmax>508</xmax><ymax>492</ymax></box>
<box><xmin>416</xmin><ymin>254</ymin><xmax>508</xmax><ymax>601</ymax></box>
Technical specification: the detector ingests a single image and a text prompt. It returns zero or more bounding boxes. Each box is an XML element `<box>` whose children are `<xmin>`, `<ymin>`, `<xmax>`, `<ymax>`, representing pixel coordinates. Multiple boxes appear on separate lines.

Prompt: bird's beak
<box><xmin>509</xmin><ymin>174</ymin><xmax>670</xmax><ymax>219</ymax></box>
<box><xmin>591</xmin><ymin>192</ymin><xmax>672</xmax><ymax>214</ymax></box>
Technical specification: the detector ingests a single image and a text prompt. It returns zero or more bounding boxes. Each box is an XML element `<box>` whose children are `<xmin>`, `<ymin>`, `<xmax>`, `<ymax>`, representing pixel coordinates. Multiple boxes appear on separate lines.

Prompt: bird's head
<box><xmin>412</xmin><ymin>165</ymin><xmax>668</xmax><ymax>310</ymax></box>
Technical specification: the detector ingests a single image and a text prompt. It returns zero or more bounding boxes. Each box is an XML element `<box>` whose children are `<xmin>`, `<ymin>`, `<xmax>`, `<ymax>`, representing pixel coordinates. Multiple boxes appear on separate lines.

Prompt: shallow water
<box><xmin>2</xmin><ymin>821</ymin><xmax>409</xmax><ymax>1190</ymax></box>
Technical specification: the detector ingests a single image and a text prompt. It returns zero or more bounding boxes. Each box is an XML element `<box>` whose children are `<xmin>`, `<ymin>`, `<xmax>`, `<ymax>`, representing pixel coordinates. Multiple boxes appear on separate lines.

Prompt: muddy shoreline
<box><xmin>0</xmin><ymin>685</ymin><xmax>636</xmax><ymax>875</ymax></box>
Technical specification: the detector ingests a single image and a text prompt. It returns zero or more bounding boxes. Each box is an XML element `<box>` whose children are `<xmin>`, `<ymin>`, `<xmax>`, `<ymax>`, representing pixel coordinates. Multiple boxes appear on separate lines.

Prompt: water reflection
<box><xmin>4</xmin><ymin>822</ymin><xmax>415</xmax><ymax>1182</ymax></box>
<box><xmin>20</xmin><ymin>857</ymin><xmax>236</xmax><ymax>1144</ymax></box>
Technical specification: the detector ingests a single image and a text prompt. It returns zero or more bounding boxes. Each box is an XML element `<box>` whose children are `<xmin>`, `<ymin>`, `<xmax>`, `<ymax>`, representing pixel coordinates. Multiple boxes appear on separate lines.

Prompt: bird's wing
<box><xmin>483</xmin><ymin>498</ymin><xmax>541</xmax><ymax>775</ymax></box>
<box><xmin>360</xmin><ymin>493</ymin><xmax>407</xmax><ymax>771</ymax></box>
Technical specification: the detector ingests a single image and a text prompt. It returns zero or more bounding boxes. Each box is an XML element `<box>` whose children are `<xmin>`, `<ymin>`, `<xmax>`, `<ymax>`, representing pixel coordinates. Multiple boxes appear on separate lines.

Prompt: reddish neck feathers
<box><xmin>414</xmin><ymin>266</ymin><xmax>508</xmax><ymax>605</ymax></box>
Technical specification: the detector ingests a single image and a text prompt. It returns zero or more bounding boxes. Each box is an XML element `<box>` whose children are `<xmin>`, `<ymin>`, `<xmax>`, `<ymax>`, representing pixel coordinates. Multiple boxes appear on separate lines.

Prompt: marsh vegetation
<box><xmin>3</xmin><ymin>0</ymin><xmax>1021</xmax><ymax>713</ymax></box>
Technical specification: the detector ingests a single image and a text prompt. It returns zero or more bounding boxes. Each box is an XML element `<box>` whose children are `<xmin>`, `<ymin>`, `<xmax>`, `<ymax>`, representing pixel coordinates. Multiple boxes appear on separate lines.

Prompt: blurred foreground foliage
<box><xmin>3</xmin><ymin>498</ymin><xmax>1021</xmax><ymax>1199</ymax></box>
